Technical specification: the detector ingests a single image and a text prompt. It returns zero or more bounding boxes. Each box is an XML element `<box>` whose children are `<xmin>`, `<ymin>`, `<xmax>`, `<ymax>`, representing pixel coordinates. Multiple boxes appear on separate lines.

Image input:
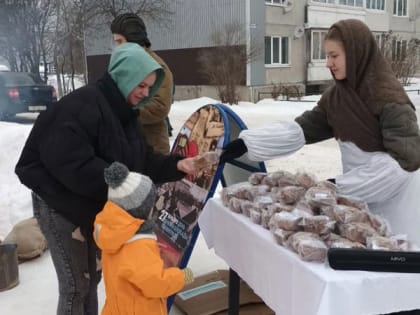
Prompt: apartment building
<box><xmin>84</xmin><ymin>0</ymin><xmax>420</xmax><ymax>101</ymax></box>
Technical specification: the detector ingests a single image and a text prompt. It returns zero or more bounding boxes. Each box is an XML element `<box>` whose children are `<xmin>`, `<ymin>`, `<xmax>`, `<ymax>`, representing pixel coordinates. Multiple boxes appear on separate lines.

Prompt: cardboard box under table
<box><xmin>198</xmin><ymin>198</ymin><xmax>420</xmax><ymax>315</ymax></box>
<box><xmin>174</xmin><ymin>269</ymin><xmax>273</xmax><ymax>315</ymax></box>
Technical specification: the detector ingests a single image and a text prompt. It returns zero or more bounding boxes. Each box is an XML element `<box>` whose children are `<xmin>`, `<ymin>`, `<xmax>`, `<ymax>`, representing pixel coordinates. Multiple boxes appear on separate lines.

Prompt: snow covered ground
<box><xmin>1</xmin><ymin>78</ymin><xmax>420</xmax><ymax>314</ymax></box>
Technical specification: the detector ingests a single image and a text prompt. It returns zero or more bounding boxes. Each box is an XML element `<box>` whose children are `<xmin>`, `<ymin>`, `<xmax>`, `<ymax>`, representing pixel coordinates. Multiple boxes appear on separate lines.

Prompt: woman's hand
<box><xmin>177</xmin><ymin>157</ymin><xmax>198</xmax><ymax>175</ymax></box>
<box><xmin>177</xmin><ymin>152</ymin><xmax>220</xmax><ymax>175</ymax></box>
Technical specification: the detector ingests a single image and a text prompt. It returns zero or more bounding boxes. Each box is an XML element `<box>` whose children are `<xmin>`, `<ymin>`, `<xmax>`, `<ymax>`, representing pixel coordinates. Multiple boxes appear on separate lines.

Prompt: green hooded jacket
<box><xmin>108</xmin><ymin>42</ymin><xmax>164</xmax><ymax>108</ymax></box>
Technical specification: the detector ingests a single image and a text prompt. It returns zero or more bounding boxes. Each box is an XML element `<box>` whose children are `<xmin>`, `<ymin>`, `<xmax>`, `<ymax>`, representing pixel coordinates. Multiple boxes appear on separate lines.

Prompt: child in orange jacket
<box><xmin>94</xmin><ymin>162</ymin><xmax>193</xmax><ymax>315</ymax></box>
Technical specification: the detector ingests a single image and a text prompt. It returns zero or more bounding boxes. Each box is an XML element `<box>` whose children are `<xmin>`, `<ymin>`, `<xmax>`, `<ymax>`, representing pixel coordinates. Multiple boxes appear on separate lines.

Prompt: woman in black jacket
<box><xmin>15</xmin><ymin>43</ymin><xmax>197</xmax><ymax>315</ymax></box>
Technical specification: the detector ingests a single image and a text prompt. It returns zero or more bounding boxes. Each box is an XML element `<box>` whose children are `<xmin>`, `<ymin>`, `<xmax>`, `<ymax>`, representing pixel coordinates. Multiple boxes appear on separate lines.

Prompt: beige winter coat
<box><xmin>138</xmin><ymin>49</ymin><xmax>173</xmax><ymax>154</ymax></box>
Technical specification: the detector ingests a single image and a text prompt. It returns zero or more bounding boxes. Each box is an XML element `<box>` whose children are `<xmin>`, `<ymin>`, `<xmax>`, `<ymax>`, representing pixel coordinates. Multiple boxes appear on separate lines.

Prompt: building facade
<box><xmin>85</xmin><ymin>0</ymin><xmax>420</xmax><ymax>101</ymax></box>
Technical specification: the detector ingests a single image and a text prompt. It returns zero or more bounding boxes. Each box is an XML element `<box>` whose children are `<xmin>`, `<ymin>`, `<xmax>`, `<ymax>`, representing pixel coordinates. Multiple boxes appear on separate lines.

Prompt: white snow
<box><xmin>1</xmin><ymin>78</ymin><xmax>420</xmax><ymax>314</ymax></box>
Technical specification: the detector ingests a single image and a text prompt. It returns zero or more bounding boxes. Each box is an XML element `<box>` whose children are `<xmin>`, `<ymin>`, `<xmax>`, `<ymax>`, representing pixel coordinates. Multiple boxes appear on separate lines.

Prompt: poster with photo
<box><xmin>155</xmin><ymin>104</ymin><xmax>225</xmax><ymax>267</ymax></box>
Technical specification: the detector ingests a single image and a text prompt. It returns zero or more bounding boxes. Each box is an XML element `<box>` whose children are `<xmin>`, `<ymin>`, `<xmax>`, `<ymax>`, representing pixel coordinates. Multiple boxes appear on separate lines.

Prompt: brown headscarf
<box><xmin>318</xmin><ymin>19</ymin><xmax>412</xmax><ymax>152</ymax></box>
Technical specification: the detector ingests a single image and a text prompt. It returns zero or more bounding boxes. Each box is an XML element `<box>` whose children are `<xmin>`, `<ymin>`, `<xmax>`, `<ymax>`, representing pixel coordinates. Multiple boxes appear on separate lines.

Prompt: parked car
<box><xmin>0</xmin><ymin>64</ymin><xmax>10</xmax><ymax>71</ymax></box>
<box><xmin>0</xmin><ymin>71</ymin><xmax>57</xmax><ymax>120</ymax></box>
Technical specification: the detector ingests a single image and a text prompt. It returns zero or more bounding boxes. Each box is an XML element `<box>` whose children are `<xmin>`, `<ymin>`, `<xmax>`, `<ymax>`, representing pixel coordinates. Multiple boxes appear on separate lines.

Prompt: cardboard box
<box><xmin>174</xmin><ymin>270</ymin><xmax>274</xmax><ymax>315</ymax></box>
<box><xmin>214</xmin><ymin>303</ymin><xmax>274</xmax><ymax>315</ymax></box>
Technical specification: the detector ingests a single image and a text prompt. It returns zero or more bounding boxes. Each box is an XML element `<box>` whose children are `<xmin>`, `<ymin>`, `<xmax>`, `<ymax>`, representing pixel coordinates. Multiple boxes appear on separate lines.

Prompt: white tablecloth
<box><xmin>198</xmin><ymin>198</ymin><xmax>420</xmax><ymax>315</ymax></box>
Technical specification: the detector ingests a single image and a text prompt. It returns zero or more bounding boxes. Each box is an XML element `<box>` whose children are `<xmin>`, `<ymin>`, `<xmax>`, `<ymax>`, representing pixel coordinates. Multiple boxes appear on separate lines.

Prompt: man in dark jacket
<box><xmin>15</xmin><ymin>43</ymin><xmax>197</xmax><ymax>315</ymax></box>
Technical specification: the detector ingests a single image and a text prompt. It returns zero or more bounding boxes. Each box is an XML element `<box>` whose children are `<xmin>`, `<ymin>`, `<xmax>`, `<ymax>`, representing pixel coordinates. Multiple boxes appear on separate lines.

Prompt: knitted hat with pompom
<box><xmin>104</xmin><ymin>161</ymin><xmax>157</xmax><ymax>222</ymax></box>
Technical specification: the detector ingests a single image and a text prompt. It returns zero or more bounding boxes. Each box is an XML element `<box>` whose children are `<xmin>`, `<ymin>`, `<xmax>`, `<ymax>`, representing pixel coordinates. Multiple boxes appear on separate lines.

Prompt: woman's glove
<box><xmin>182</xmin><ymin>267</ymin><xmax>194</xmax><ymax>285</ymax></box>
<box><xmin>219</xmin><ymin>138</ymin><xmax>248</xmax><ymax>163</ymax></box>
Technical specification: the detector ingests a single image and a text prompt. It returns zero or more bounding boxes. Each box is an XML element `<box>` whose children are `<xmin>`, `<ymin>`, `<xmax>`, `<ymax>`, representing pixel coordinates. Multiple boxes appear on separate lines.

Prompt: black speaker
<box><xmin>328</xmin><ymin>248</ymin><xmax>420</xmax><ymax>273</ymax></box>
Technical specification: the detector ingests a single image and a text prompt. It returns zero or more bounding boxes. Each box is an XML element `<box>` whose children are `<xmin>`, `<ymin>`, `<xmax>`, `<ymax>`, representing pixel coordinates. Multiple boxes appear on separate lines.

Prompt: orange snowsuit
<box><xmin>94</xmin><ymin>201</ymin><xmax>185</xmax><ymax>315</ymax></box>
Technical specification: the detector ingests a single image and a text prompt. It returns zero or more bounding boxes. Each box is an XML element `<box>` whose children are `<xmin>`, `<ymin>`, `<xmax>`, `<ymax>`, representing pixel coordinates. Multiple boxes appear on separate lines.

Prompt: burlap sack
<box><xmin>3</xmin><ymin>217</ymin><xmax>47</xmax><ymax>261</ymax></box>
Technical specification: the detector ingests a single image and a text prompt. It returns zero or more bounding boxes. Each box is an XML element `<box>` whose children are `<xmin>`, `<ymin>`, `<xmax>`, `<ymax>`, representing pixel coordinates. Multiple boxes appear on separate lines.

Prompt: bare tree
<box><xmin>52</xmin><ymin>0</ymin><xmax>175</xmax><ymax>96</ymax></box>
<box><xmin>380</xmin><ymin>31</ymin><xmax>420</xmax><ymax>86</ymax></box>
<box><xmin>198</xmin><ymin>21</ymin><xmax>262</xmax><ymax>105</ymax></box>
<box><xmin>51</xmin><ymin>0</ymin><xmax>92</xmax><ymax>96</ymax></box>
<box><xmin>0</xmin><ymin>0</ymin><xmax>174</xmax><ymax>98</ymax></box>
<box><xmin>0</xmin><ymin>0</ymin><xmax>54</xmax><ymax>82</ymax></box>
<box><xmin>96</xmin><ymin>0</ymin><xmax>172</xmax><ymax>20</ymax></box>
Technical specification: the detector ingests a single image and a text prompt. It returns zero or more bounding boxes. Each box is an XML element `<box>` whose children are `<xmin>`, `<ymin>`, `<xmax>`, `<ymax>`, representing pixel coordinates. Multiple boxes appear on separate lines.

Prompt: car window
<box><xmin>0</xmin><ymin>72</ymin><xmax>35</xmax><ymax>86</ymax></box>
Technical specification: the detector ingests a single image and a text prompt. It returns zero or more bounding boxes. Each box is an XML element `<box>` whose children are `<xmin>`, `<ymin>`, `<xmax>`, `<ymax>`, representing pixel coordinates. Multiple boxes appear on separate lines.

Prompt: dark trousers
<box><xmin>32</xmin><ymin>193</ymin><xmax>101</xmax><ymax>315</ymax></box>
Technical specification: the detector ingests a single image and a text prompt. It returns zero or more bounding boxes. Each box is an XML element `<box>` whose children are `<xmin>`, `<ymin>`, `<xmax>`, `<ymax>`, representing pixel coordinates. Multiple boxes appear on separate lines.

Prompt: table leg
<box><xmin>228</xmin><ymin>268</ymin><xmax>240</xmax><ymax>315</ymax></box>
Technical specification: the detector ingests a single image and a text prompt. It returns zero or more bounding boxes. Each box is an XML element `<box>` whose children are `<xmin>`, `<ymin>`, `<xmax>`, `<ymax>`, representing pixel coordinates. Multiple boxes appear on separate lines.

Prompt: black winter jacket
<box><xmin>15</xmin><ymin>73</ymin><xmax>184</xmax><ymax>229</ymax></box>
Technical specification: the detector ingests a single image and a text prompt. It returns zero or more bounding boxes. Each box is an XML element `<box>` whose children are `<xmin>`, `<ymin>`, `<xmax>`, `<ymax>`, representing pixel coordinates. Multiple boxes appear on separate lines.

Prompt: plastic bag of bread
<box><xmin>260</xmin><ymin>209</ymin><xmax>271</xmax><ymax>229</ymax></box>
<box><xmin>270</xmin><ymin>186</ymin><xmax>281</xmax><ymax>195</ymax></box>
<box><xmin>253</xmin><ymin>194</ymin><xmax>274</xmax><ymax>208</ymax></box>
<box><xmin>390</xmin><ymin>234</ymin><xmax>414</xmax><ymax>251</ymax></box>
<box><xmin>221</xmin><ymin>182</ymin><xmax>253</xmax><ymax>206</ymax></box>
<box><xmin>279</xmin><ymin>186</ymin><xmax>306</xmax><ymax>205</ymax></box>
<box><xmin>261</xmin><ymin>171</ymin><xmax>282</xmax><ymax>187</ymax></box>
<box><xmin>295</xmin><ymin>172</ymin><xmax>317</xmax><ymax>189</ymax></box>
<box><xmin>315</xmin><ymin>180</ymin><xmax>337</xmax><ymax>193</ymax></box>
<box><xmin>333</xmin><ymin>204</ymin><xmax>370</xmax><ymax>224</ymax></box>
<box><xmin>248</xmin><ymin>172</ymin><xmax>267</xmax><ymax>185</ymax></box>
<box><xmin>320</xmin><ymin>205</ymin><xmax>335</xmax><ymax>220</ymax></box>
<box><xmin>268</xmin><ymin>215</ymin><xmax>277</xmax><ymax>232</ymax></box>
<box><xmin>194</xmin><ymin>151</ymin><xmax>219</xmax><ymax>169</ymax></box>
<box><xmin>250</xmin><ymin>209</ymin><xmax>262</xmax><ymax>224</ymax></box>
<box><xmin>338</xmin><ymin>222</ymin><xmax>378</xmax><ymax>244</ymax></box>
<box><xmin>240</xmin><ymin>200</ymin><xmax>255</xmax><ymax>217</ymax></box>
<box><xmin>293</xmin><ymin>200</ymin><xmax>315</xmax><ymax>216</ymax></box>
<box><xmin>290</xmin><ymin>208</ymin><xmax>312</xmax><ymax>220</ymax></box>
<box><xmin>277</xmin><ymin>172</ymin><xmax>299</xmax><ymax>188</ymax></box>
<box><xmin>287</xmin><ymin>231</ymin><xmax>328</xmax><ymax>262</ymax></box>
<box><xmin>248</xmin><ymin>185</ymin><xmax>271</xmax><ymax>199</ymax></box>
<box><xmin>227</xmin><ymin>197</ymin><xmax>243</xmax><ymax>213</ymax></box>
<box><xmin>330</xmin><ymin>238</ymin><xmax>366</xmax><ymax>249</ymax></box>
<box><xmin>367</xmin><ymin>213</ymin><xmax>391</xmax><ymax>237</ymax></box>
<box><xmin>366</xmin><ymin>235</ymin><xmax>399</xmax><ymax>250</ymax></box>
<box><xmin>271</xmin><ymin>211</ymin><xmax>302</xmax><ymax>231</ymax></box>
<box><xmin>266</xmin><ymin>202</ymin><xmax>294</xmax><ymax>214</ymax></box>
<box><xmin>299</xmin><ymin>215</ymin><xmax>336</xmax><ymax>235</ymax></box>
<box><xmin>262</xmin><ymin>171</ymin><xmax>297</xmax><ymax>187</ymax></box>
<box><xmin>272</xmin><ymin>228</ymin><xmax>293</xmax><ymax>245</ymax></box>
<box><xmin>337</xmin><ymin>194</ymin><xmax>369</xmax><ymax>211</ymax></box>
<box><xmin>323</xmin><ymin>233</ymin><xmax>365</xmax><ymax>249</ymax></box>
<box><xmin>304</xmin><ymin>186</ymin><xmax>337</xmax><ymax>210</ymax></box>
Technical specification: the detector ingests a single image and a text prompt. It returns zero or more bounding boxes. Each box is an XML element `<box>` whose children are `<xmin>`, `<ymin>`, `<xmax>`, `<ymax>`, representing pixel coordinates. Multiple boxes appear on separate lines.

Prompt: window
<box><xmin>265</xmin><ymin>36</ymin><xmax>290</xmax><ymax>65</ymax></box>
<box><xmin>313</xmin><ymin>0</ymin><xmax>379</xmax><ymax>6</ymax></box>
<box><xmin>392</xmin><ymin>39</ymin><xmax>407</xmax><ymax>61</ymax></box>
<box><xmin>311</xmin><ymin>31</ymin><xmax>327</xmax><ymax>61</ymax></box>
<box><xmin>312</xmin><ymin>0</ymin><xmax>335</xmax><ymax>3</ymax></box>
<box><xmin>338</xmin><ymin>0</ymin><xmax>363</xmax><ymax>7</ymax></box>
<box><xmin>393</xmin><ymin>0</ymin><xmax>407</xmax><ymax>16</ymax></box>
<box><xmin>265</xmin><ymin>0</ymin><xmax>288</xmax><ymax>5</ymax></box>
<box><xmin>366</xmin><ymin>0</ymin><xmax>385</xmax><ymax>10</ymax></box>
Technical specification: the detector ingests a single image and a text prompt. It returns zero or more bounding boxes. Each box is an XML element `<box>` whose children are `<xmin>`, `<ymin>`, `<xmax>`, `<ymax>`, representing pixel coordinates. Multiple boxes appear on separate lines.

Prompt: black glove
<box><xmin>327</xmin><ymin>178</ymin><xmax>336</xmax><ymax>184</ymax></box>
<box><xmin>219</xmin><ymin>138</ymin><xmax>248</xmax><ymax>164</ymax></box>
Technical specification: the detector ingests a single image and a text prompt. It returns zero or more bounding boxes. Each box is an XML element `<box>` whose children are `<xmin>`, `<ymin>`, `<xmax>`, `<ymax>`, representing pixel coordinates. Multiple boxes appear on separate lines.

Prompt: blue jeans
<box><xmin>32</xmin><ymin>193</ymin><xmax>101</xmax><ymax>315</ymax></box>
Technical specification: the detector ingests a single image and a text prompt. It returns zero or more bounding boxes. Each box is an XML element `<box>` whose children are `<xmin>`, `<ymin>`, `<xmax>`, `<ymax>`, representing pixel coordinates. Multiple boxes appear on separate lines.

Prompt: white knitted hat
<box><xmin>104</xmin><ymin>162</ymin><xmax>156</xmax><ymax>220</ymax></box>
